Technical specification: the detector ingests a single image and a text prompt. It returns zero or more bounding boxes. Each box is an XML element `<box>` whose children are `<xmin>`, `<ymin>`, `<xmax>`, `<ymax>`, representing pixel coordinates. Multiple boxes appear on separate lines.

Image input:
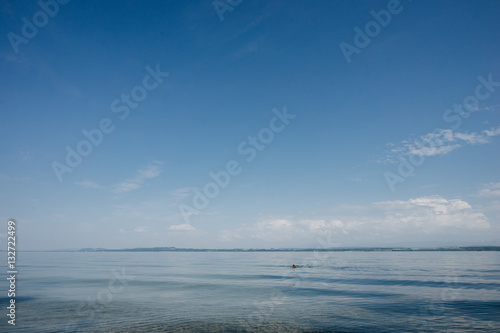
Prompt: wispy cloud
<box><xmin>20</xmin><ymin>151</ymin><xmax>31</xmax><ymax>161</ymax></box>
<box><xmin>169</xmin><ymin>187</ymin><xmax>193</xmax><ymax>200</ymax></box>
<box><xmin>75</xmin><ymin>180</ymin><xmax>102</xmax><ymax>189</ymax></box>
<box><xmin>169</xmin><ymin>224</ymin><xmax>196</xmax><ymax>231</ymax></box>
<box><xmin>218</xmin><ymin>230</ymin><xmax>241</xmax><ymax>242</ymax></box>
<box><xmin>388</xmin><ymin>126</ymin><xmax>500</xmax><ymax>159</ymax></box>
<box><xmin>232</xmin><ymin>41</ymin><xmax>259</xmax><ymax>59</ymax></box>
<box><xmin>0</xmin><ymin>174</ymin><xmax>31</xmax><ymax>183</ymax></box>
<box><xmin>477</xmin><ymin>182</ymin><xmax>500</xmax><ymax>197</ymax></box>
<box><xmin>113</xmin><ymin>162</ymin><xmax>162</xmax><ymax>193</ymax></box>
<box><xmin>134</xmin><ymin>226</ymin><xmax>149</xmax><ymax>233</ymax></box>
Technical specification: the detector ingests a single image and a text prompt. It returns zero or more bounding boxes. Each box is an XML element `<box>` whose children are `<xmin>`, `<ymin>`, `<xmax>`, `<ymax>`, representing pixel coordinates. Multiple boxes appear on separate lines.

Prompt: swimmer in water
<box><xmin>292</xmin><ymin>264</ymin><xmax>296</xmax><ymax>268</ymax></box>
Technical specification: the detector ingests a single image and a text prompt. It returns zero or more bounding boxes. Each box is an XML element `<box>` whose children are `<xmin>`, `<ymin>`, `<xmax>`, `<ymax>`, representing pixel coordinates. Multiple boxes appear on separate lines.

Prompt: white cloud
<box><xmin>169</xmin><ymin>224</ymin><xmax>196</xmax><ymax>231</ymax></box>
<box><xmin>113</xmin><ymin>162</ymin><xmax>162</xmax><ymax>193</ymax></box>
<box><xmin>114</xmin><ymin>182</ymin><xmax>142</xmax><ymax>193</ymax></box>
<box><xmin>477</xmin><ymin>182</ymin><xmax>500</xmax><ymax>197</ymax></box>
<box><xmin>389</xmin><ymin>126</ymin><xmax>500</xmax><ymax>158</ymax></box>
<box><xmin>75</xmin><ymin>180</ymin><xmax>102</xmax><ymax>189</ymax></box>
<box><xmin>170</xmin><ymin>187</ymin><xmax>193</xmax><ymax>200</ymax></box>
<box><xmin>407</xmin><ymin>143</ymin><xmax>461</xmax><ymax>157</ymax></box>
<box><xmin>483</xmin><ymin>127</ymin><xmax>500</xmax><ymax>137</ymax></box>
<box><xmin>372</xmin><ymin>195</ymin><xmax>485</xmax><ymax>230</ymax></box>
<box><xmin>248</xmin><ymin>219</ymin><xmax>298</xmax><ymax>242</ymax></box>
<box><xmin>221</xmin><ymin>196</ymin><xmax>489</xmax><ymax>245</ymax></box>
<box><xmin>134</xmin><ymin>226</ymin><xmax>148</xmax><ymax>232</ymax></box>
<box><xmin>330</xmin><ymin>203</ymin><xmax>369</xmax><ymax>212</ymax></box>
<box><xmin>218</xmin><ymin>230</ymin><xmax>242</xmax><ymax>242</ymax></box>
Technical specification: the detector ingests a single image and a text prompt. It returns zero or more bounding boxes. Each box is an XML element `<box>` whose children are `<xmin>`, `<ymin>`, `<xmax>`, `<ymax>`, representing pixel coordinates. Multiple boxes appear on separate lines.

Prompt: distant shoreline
<box><xmin>14</xmin><ymin>246</ymin><xmax>500</xmax><ymax>252</ymax></box>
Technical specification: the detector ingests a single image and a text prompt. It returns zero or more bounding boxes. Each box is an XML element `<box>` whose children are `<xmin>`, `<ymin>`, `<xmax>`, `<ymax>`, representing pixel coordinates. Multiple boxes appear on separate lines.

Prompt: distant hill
<box><xmin>77</xmin><ymin>246</ymin><xmax>500</xmax><ymax>252</ymax></box>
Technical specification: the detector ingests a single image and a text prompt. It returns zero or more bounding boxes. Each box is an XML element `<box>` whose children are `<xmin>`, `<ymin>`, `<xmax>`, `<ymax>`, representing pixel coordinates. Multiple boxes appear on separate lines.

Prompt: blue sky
<box><xmin>1</xmin><ymin>0</ymin><xmax>499</xmax><ymax>250</ymax></box>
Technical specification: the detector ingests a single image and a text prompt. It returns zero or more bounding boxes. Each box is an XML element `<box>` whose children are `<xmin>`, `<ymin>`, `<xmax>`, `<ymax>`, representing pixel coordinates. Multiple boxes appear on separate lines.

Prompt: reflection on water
<box><xmin>1</xmin><ymin>251</ymin><xmax>499</xmax><ymax>332</ymax></box>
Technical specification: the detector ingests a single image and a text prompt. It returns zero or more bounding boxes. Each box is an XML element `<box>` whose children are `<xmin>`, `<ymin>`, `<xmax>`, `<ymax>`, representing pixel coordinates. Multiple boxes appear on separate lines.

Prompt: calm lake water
<box><xmin>1</xmin><ymin>251</ymin><xmax>499</xmax><ymax>332</ymax></box>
